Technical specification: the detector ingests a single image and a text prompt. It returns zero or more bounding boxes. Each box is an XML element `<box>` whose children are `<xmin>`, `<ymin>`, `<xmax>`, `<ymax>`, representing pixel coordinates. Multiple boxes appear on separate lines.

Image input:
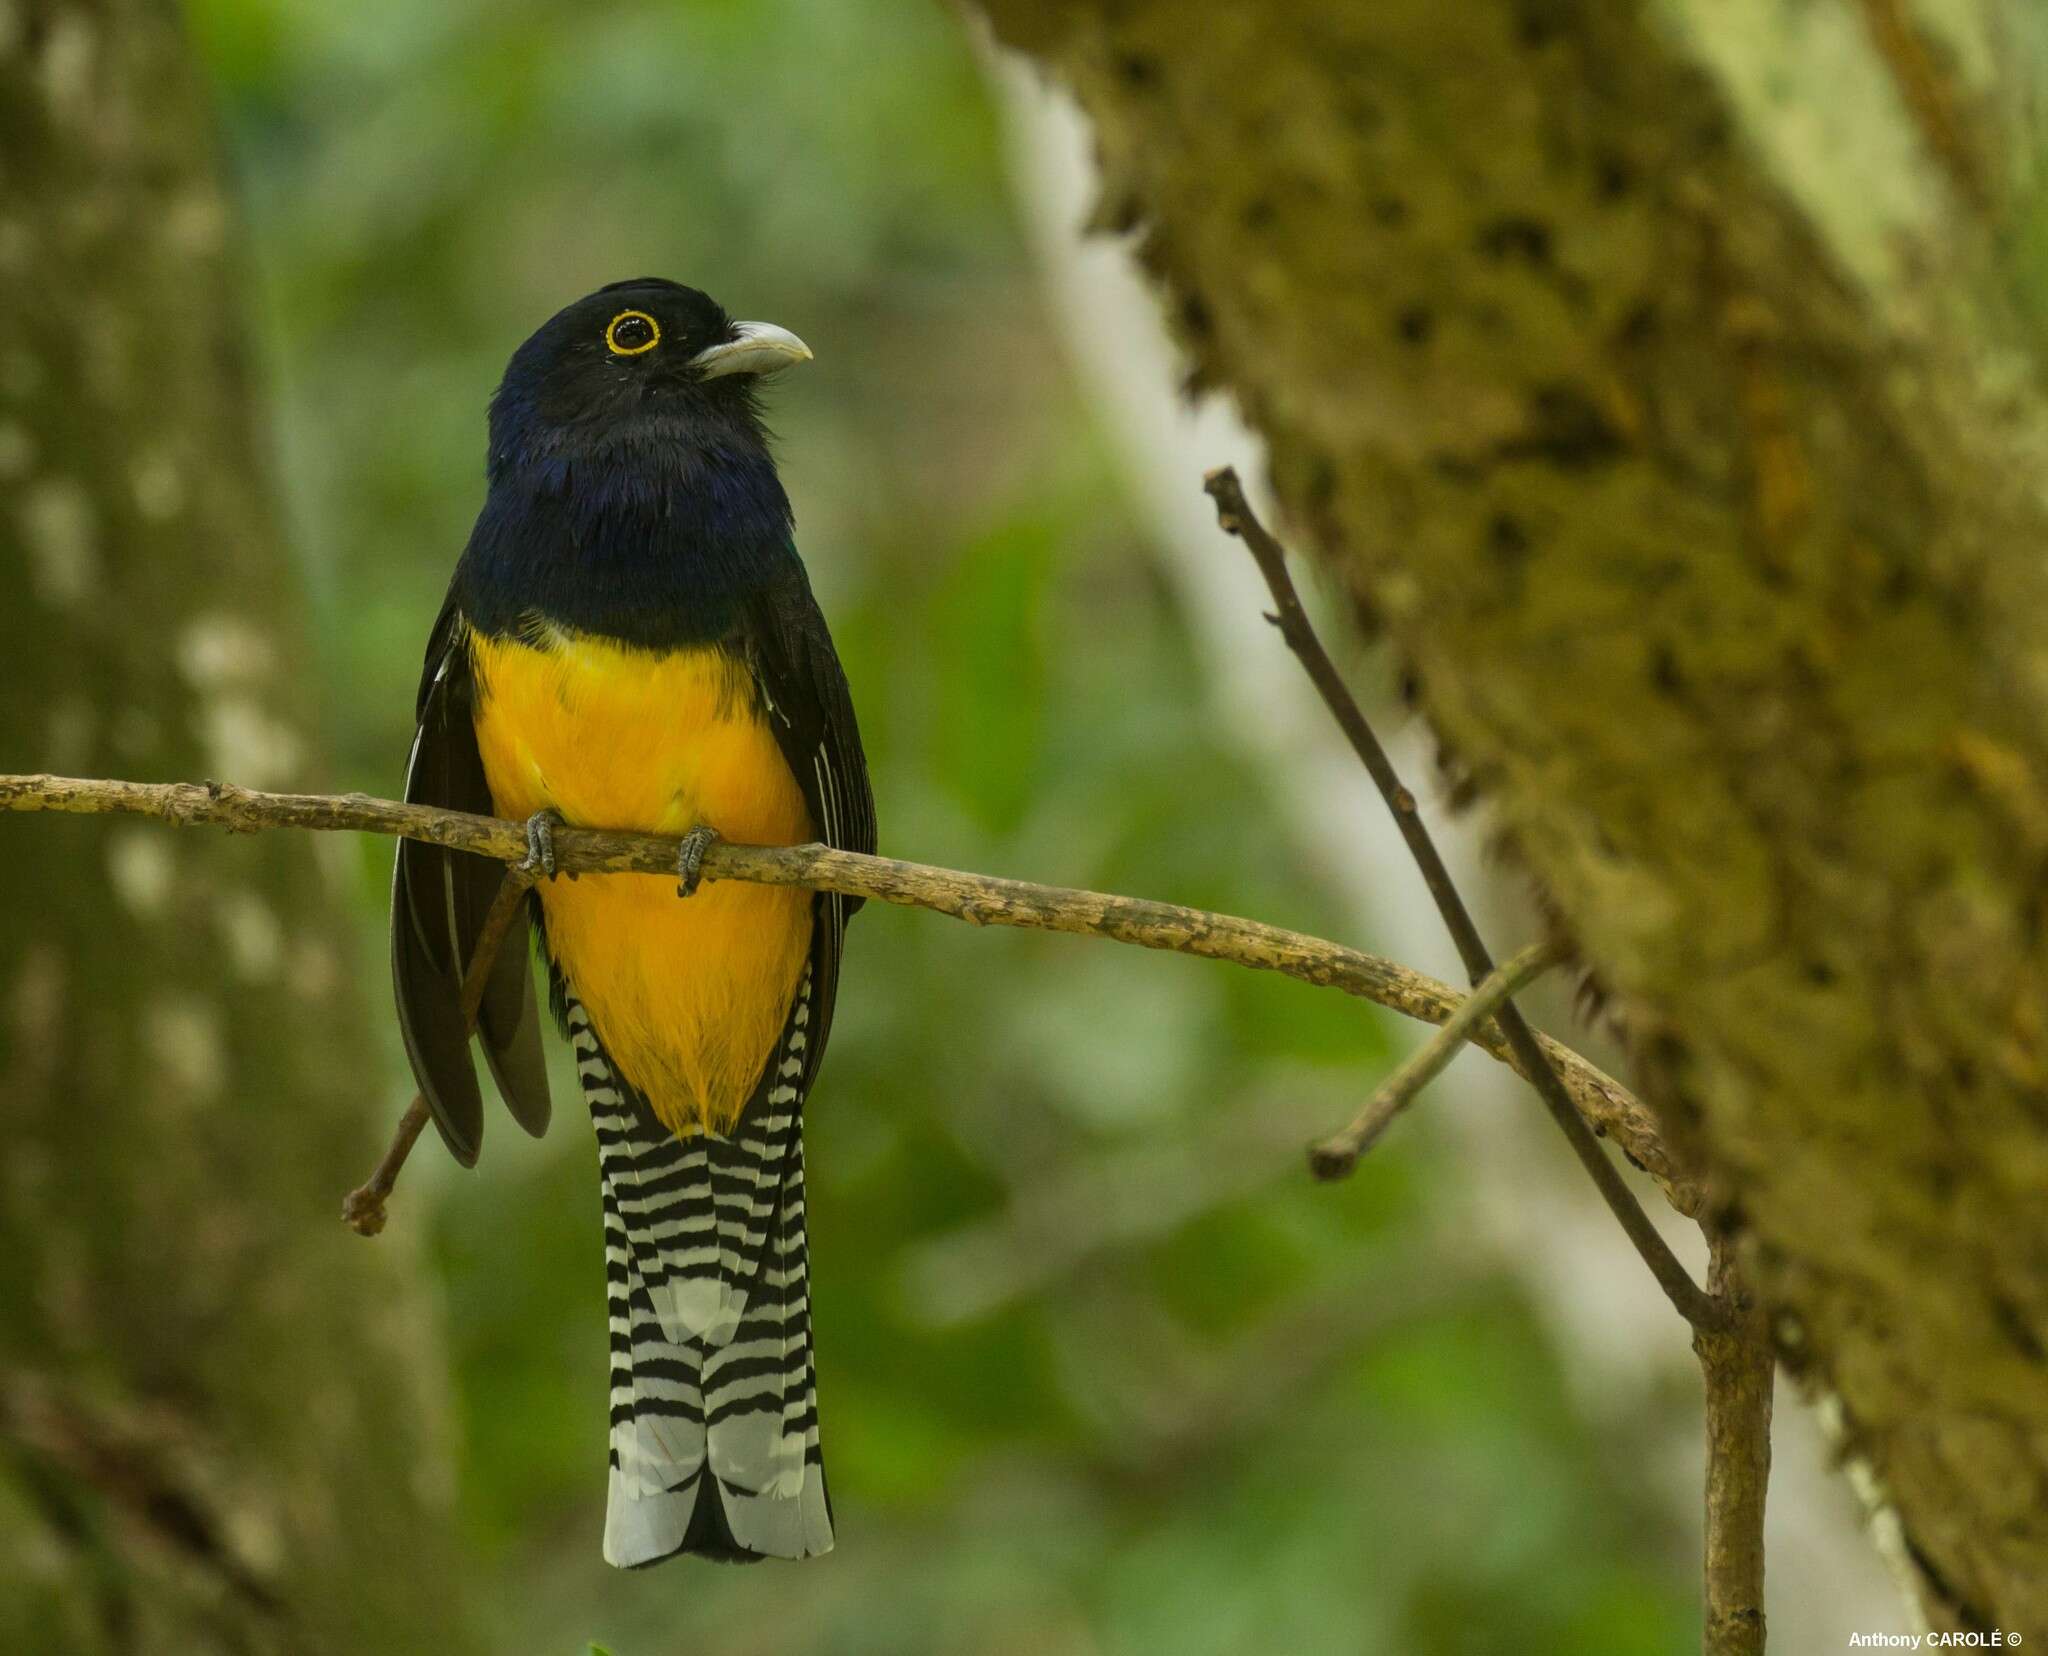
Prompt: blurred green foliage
<box><xmin>187</xmin><ymin>0</ymin><xmax>1695</xmax><ymax>1649</ymax></box>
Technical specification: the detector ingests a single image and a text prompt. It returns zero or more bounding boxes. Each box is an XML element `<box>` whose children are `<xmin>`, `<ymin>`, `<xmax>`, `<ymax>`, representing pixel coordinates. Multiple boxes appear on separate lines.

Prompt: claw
<box><xmin>521</xmin><ymin>809</ymin><xmax>565</xmax><ymax>880</ymax></box>
<box><xmin>675</xmin><ymin>824</ymin><xmax>721</xmax><ymax>898</ymax></box>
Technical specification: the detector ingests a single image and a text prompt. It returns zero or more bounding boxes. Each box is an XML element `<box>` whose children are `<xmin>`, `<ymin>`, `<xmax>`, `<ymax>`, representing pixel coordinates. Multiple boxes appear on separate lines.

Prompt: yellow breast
<box><xmin>469</xmin><ymin>625</ymin><xmax>813</xmax><ymax>1136</ymax></box>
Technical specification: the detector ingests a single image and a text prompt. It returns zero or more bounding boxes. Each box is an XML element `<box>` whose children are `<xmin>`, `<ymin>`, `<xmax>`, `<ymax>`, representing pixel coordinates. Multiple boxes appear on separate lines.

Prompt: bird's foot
<box><xmin>520</xmin><ymin>809</ymin><xmax>566</xmax><ymax>880</ymax></box>
<box><xmin>675</xmin><ymin>825</ymin><xmax>721</xmax><ymax>898</ymax></box>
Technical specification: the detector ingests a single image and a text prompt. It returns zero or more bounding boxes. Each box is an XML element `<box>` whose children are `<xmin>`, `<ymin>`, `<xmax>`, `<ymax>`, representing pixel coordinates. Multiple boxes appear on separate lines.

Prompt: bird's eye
<box><xmin>605</xmin><ymin>310</ymin><xmax>660</xmax><ymax>357</ymax></box>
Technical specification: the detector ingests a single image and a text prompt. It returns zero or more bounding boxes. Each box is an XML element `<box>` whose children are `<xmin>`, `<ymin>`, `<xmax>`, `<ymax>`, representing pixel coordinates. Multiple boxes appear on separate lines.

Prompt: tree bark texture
<box><xmin>0</xmin><ymin>4</ymin><xmax>472</xmax><ymax>1650</ymax></box>
<box><xmin>972</xmin><ymin>0</ymin><xmax>2048</xmax><ymax>1635</ymax></box>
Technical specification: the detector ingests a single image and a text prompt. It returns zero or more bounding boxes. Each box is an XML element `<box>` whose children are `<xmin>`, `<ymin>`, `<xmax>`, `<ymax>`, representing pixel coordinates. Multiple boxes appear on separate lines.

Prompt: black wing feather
<box><xmin>741</xmin><ymin>567</ymin><xmax>876</xmax><ymax>1094</ymax></box>
<box><xmin>390</xmin><ymin>601</ymin><xmax>552</xmax><ymax>1166</ymax></box>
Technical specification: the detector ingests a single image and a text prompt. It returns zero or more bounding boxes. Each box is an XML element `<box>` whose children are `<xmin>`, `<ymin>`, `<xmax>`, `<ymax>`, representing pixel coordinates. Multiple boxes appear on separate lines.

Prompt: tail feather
<box><xmin>571</xmin><ymin>975</ymin><xmax>832</xmax><ymax>1568</ymax></box>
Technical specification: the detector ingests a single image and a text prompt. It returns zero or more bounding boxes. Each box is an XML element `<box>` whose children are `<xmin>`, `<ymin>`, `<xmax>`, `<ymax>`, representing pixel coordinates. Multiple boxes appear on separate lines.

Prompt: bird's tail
<box><xmin>569</xmin><ymin>989</ymin><xmax>832</xmax><ymax>1566</ymax></box>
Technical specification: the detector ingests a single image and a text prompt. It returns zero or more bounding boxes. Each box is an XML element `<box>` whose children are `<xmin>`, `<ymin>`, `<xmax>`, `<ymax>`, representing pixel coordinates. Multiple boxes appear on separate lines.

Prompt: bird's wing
<box><xmin>390</xmin><ymin>600</ymin><xmax>551</xmax><ymax>1166</ymax></box>
<box><xmin>740</xmin><ymin>561</ymin><xmax>877</xmax><ymax>1095</ymax></box>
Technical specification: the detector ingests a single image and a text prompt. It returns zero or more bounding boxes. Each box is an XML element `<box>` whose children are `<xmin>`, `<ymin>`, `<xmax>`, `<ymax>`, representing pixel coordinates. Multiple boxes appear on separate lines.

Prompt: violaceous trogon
<box><xmin>390</xmin><ymin>279</ymin><xmax>875</xmax><ymax>1566</ymax></box>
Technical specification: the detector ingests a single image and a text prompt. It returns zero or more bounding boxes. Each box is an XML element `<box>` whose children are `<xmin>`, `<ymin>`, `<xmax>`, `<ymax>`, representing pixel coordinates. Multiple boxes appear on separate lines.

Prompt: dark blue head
<box><xmin>459</xmin><ymin>279</ymin><xmax>814</xmax><ymax>649</ymax></box>
<box><xmin>486</xmin><ymin>277</ymin><xmax>811</xmax><ymax>484</ymax></box>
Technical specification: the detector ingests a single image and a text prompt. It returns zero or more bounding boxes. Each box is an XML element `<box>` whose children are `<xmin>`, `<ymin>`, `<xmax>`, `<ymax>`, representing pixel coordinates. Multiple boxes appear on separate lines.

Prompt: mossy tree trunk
<box><xmin>0</xmin><ymin>3</ymin><xmax>473</xmax><ymax>1650</ymax></box>
<box><xmin>973</xmin><ymin>0</ymin><xmax>2048</xmax><ymax>1636</ymax></box>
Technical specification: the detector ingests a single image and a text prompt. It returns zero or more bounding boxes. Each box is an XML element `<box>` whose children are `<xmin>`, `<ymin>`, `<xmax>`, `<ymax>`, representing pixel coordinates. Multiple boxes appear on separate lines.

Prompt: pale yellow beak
<box><xmin>690</xmin><ymin>321</ymin><xmax>814</xmax><ymax>380</ymax></box>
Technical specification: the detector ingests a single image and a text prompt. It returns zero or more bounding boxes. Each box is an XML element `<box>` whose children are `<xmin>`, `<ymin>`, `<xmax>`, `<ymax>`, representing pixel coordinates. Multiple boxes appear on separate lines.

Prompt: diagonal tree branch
<box><xmin>0</xmin><ymin>769</ymin><xmax>1696</xmax><ymax>1213</ymax></box>
<box><xmin>1205</xmin><ymin>467</ymin><xmax>1726</xmax><ymax>1333</ymax></box>
<box><xmin>1200</xmin><ymin>468</ymin><xmax>1766</xmax><ymax>1650</ymax></box>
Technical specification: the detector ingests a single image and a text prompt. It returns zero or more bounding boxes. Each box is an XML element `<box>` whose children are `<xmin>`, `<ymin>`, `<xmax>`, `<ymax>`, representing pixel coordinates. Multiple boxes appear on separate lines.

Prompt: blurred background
<box><xmin>2</xmin><ymin>0</ymin><xmax>1902</xmax><ymax>1649</ymax></box>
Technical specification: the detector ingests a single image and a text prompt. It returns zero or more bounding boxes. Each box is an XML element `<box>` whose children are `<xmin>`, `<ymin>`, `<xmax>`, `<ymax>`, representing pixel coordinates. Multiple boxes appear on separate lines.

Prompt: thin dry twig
<box><xmin>1309</xmin><ymin>939</ymin><xmax>1561</xmax><ymax>1179</ymax></box>
<box><xmin>1203</xmin><ymin>466</ymin><xmax>1725</xmax><ymax>1332</ymax></box>
<box><xmin>0</xmin><ymin>769</ymin><xmax>1696</xmax><ymax>1212</ymax></box>
<box><xmin>340</xmin><ymin>1101</ymin><xmax>430</xmax><ymax>1237</ymax></box>
<box><xmin>340</xmin><ymin>865</ymin><xmax>536</xmax><ymax>1235</ymax></box>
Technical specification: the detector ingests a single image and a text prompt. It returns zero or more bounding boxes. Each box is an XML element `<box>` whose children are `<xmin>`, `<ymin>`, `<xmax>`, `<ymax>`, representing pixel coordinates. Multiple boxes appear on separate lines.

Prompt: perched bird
<box><xmin>390</xmin><ymin>279</ymin><xmax>875</xmax><ymax>1566</ymax></box>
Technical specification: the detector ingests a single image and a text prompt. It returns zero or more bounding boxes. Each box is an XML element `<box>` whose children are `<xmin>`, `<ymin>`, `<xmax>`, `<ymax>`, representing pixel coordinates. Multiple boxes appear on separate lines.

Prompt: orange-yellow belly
<box><xmin>469</xmin><ymin>625</ymin><xmax>813</xmax><ymax>1136</ymax></box>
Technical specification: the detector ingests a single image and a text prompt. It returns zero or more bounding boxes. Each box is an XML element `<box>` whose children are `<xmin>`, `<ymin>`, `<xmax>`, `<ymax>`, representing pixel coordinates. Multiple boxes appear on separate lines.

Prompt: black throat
<box><xmin>455</xmin><ymin>404</ymin><xmax>800</xmax><ymax>652</ymax></box>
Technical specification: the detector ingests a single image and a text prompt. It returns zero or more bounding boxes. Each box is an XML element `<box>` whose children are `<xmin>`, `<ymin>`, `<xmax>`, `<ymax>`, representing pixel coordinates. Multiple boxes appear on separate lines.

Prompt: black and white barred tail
<box><xmin>569</xmin><ymin>965</ymin><xmax>831</xmax><ymax>1566</ymax></box>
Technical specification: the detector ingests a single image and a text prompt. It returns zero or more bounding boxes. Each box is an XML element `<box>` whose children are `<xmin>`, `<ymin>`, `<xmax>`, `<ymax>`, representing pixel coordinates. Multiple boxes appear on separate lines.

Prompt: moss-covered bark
<box><xmin>975</xmin><ymin>0</ymin><xmax>2048</xmax><ymax>1635</ymax></box>
<box><xmin>0</xmin><ymin>3</ymin><xmax>473</xmax><ymax>1649</ymax></box>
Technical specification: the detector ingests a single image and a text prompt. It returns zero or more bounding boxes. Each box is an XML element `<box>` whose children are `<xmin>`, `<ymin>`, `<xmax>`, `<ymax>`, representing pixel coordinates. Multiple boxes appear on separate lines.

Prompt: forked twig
<box><xmin>1309</xmin><ymin>940</ymin><xmax>1561</xmax><ymax>1179</ymax></box>
<box><xmin>1203</xmin><ymin>467</ymin><xmax>1726</xmax><ymax>1333</ymax></box>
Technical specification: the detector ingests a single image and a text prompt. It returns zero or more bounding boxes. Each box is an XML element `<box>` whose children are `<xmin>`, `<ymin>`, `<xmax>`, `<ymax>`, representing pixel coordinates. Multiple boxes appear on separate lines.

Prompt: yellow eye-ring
<box><xmin>605</xmin><ymin>310</ymin><xmax>660</xmax><ymax>356</ymax></box>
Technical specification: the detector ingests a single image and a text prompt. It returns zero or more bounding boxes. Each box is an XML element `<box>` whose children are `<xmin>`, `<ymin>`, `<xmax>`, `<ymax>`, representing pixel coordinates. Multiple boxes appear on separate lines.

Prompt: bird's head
<box><xmin>486</xmin><ymin>278</ymin><xmax>811</xmax><ymax>481</ymax></box>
